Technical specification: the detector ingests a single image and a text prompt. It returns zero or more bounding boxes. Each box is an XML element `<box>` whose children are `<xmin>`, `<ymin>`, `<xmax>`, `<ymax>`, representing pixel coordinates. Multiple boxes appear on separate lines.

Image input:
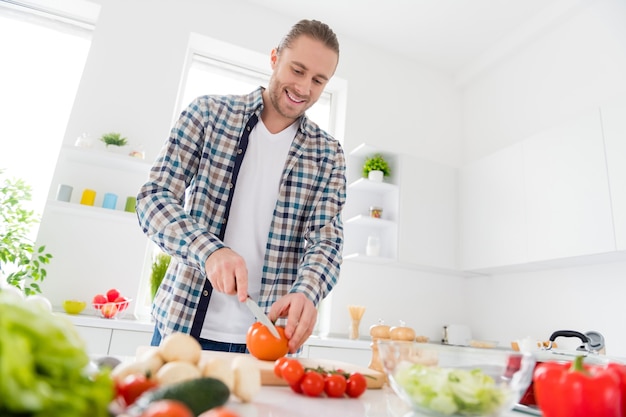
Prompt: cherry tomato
<box><xmin>140</xmin><ymin>400</ymin><xmax>194</xmax><ymax>417</ymax></box>
<box><xmin>116</xmin><ymin>373</ymin><xmax>159</xmax><ymax>406</ymax></box>
<box><xmin>246</xmin><ymin>322</ymin><xmax>289</xmax><ymax>361</ymax></box>
<box><xmin>198</xmin><ymin>407</ymin><xmax>240</xmax><ymax>417</ymax></box>
<box><xmin>324</xmin><ymin>374</ymin><xmax>347</xmax><ymax>398</ymax></box>
<box><xmin>290</xmin><ymin>382</ymin><xmax>304</xmax><ymax>394</ymax></box>
<box><xmin>280</xmin><ymin>358</ymin><xmax>305</xmax><ymax>385</ymax></box>
<box><xmin>345</xmin><ymin>372</ymin><xmax>367</xmax><ymax>398</ymax></box>
<box><xmin>300</xmin><ymin>371</ymin><xmax>325</xmax><ymax>397</ymax></box>
<box><xmin>273</xmin><ymin>356</ymin><xmax>289</xmax><ymax>378</ymax></box>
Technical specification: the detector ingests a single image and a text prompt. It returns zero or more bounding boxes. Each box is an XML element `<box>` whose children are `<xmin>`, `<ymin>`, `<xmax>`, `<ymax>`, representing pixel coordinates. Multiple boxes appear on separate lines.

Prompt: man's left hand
<box><xmin>268</xmin><ymin>293</ymin><xmax>316</xmax><ymax>353</ymax></box>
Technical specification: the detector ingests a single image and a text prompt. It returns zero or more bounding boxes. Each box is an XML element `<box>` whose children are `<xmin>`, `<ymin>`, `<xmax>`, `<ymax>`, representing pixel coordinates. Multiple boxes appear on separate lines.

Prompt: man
<box><xmin>137</xmin><ymin>19</ymin><xmax>346</xmax><ymax>354</ymax></box>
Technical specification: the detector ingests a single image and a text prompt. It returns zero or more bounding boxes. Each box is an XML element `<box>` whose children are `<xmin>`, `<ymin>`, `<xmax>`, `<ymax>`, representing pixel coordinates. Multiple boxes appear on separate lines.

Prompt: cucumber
<box><xmin>127</xmin><ymin>377</ymin><xmax>230</xmax><ymax>416</ymax></box>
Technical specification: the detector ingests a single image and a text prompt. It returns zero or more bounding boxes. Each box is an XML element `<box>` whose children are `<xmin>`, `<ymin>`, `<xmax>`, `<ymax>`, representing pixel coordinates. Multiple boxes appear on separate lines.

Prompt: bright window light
<box><xmin>0</xmin><ymin>4</ymin><xmax>92</xmax><ymax>230</ymax></box>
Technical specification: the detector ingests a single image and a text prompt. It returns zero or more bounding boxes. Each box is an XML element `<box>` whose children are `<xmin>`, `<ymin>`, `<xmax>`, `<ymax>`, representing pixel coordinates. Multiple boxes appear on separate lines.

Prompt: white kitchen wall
<box><xmin>460</xmin><ymin>0</ymin><xmax>626</xmax><ymax>358</ymax></box>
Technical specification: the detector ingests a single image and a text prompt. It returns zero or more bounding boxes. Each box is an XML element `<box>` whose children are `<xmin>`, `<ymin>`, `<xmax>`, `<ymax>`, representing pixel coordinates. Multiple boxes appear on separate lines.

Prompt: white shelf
<box><xmin>62</xmin><ymin>145</ymin><xmax>152</xmax><ymax>174</ymax></box>
<box><xmin>47</xmin><ymin>200</ymin><xmax>137</xmax><ymax>225</ymax></box>
<box><xmin>348</xmin><ymin>178</ymin><xmax>397</xmax><ymax>193</ymax></box>
<box><xmin>343</xmin><ymin>253</ymin><xmax>395</xmax><ymax>264</ymax></box>
<box><xmin>345</xmin><ymin>214</ymin><xmax>395</xmax><ymax>228</ymax></box>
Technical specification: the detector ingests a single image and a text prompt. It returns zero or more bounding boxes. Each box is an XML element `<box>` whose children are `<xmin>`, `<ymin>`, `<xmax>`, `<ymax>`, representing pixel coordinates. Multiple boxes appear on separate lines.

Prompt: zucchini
<box><xmin>127</xmin><ymin>377</ymin><xmax>230</xmax><ymax>416</ymax></box>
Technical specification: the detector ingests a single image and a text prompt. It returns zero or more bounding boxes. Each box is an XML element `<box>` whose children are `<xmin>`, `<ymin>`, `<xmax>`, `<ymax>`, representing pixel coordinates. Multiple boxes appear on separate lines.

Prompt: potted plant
<box><xmin>362</xmin><ymin>153</ymin><xmax>391</xmax><ymax>182</ymax></box>
<box><xmin>99</xmin><ymin>132</ymin><xmax>128</xmax><ymax>148</ymax></box>
<box><xmin>0</xmin><ymin>169</ymin><xmax>53</xmax><ymax>295</ymax></box>
<box><xmin>150</xmin><ymin>251</ymin><xmax>171</xmax><ymax>301</ymax></box>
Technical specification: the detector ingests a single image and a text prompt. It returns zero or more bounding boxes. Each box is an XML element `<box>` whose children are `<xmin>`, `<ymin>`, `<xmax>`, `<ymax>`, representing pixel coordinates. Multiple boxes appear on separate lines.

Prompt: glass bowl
<box><xmin>377</xmin><ymin>340</ymin><xmax>535</xmax><ymax>417</ymax></box>
<box><xmin>92</xmin><ymin>299</ymin><xmax>131</xmax><ymax>319</ymax></box>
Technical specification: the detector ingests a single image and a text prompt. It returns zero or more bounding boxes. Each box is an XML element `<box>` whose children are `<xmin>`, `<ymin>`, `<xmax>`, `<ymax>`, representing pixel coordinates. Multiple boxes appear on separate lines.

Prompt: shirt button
<box><xmin>203</xmin><ymin>290</ymin><xmax>209</xmax><ymax>296</ymax></box>
<box><xmin>246</xmin><ymin>126</ymin><xmax>251</xmax><ymax>132</ymax></box>
<box><xmin>237</xmin><ymin>148</ymin><xmax>242</xmax><ymax>154</ymax></box>
<box><xmin>228</xmin><ymin>183</ymin><xmax>233</xmax><ymax>189</ymax></box>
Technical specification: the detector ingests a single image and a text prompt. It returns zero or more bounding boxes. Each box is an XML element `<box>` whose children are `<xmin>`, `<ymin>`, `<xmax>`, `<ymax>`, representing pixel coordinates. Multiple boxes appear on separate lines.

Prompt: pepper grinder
<box><xmin>368</xmin><ymin>320</ymin><xmax>390</xmax><ymax>373</ymax></box>
<box><xmin>390</xmin><ymin>320</ymin><xmax>416</xmax><ymax>361</ymax></box>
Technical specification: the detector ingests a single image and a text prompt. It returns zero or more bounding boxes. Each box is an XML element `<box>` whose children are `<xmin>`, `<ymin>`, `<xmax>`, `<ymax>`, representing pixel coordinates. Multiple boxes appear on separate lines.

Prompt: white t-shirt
<box><xmin>200</xmin><ymin>118</ymin><xmax>297</xmax><ymax>343</ymax></box>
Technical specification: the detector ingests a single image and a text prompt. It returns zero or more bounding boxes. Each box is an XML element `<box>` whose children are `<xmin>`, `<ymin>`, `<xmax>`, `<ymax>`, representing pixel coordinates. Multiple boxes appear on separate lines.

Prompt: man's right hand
<box><xmin>204</xmin><ymin>247</ymin><xmax>248</xmax><ymax>302</ymax></box>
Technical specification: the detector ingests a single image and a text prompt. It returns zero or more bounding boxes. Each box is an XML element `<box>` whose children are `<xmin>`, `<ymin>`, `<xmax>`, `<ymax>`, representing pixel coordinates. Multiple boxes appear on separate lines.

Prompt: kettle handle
<box><xmin>549</xmin><ymin>330</ymin><xmax>590</xmax><ymax>344</ymax></box>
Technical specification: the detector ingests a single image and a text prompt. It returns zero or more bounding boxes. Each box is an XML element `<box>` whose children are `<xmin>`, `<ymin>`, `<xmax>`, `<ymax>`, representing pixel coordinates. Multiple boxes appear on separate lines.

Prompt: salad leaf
<box><xmin>0</xmin><ymin>289</ymin><xmax>114</xmax><ymax>416</ymax></box>
<box><xmin>394</xmin><ymin>363</ymin><xmax>507</xmax><ymax>416</ymax></box>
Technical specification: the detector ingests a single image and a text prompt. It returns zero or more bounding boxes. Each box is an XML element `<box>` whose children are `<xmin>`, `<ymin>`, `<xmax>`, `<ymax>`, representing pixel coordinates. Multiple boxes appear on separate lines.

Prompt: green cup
<box><xmin>124</xmin><ymin>196</ymin><xmax>137</xmax><ymax>213</ymax></box>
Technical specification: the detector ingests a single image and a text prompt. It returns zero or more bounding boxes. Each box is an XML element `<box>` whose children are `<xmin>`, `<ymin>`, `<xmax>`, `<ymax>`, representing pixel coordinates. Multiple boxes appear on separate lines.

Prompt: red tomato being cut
<box><xmin>246</xmin><ymin>322</ymin><xmax>289</xmax><ymax>361</ymax></box>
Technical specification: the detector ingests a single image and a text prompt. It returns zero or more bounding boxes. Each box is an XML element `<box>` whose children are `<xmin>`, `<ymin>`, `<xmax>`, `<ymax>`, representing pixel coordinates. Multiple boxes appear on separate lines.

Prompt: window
<box><xmin>0</xmin><ymin>0</ymin><xmax>96</xmax><ymax>229</ymax></box>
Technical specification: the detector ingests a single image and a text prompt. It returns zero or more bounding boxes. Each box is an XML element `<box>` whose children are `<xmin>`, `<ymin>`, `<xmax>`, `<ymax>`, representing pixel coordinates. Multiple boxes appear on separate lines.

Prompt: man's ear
<box><xmin>270</xmin><ymin>48</ymin><xmax>278</xmax><ymax>68</ymax></box>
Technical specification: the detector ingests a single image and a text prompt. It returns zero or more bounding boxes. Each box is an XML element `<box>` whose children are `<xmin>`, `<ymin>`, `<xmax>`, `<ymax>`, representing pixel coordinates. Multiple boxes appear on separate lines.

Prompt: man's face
<box><xmin>266</xmin><ymin>35</ymin><xmax>338</xmax><ymax>123</ymax></box>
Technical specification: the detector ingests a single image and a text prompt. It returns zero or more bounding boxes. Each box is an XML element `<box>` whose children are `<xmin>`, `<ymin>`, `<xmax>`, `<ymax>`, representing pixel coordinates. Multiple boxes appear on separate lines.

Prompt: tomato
<box><xmin>345</xmin><ymin>372</ymin><xmax>367</xmax><ymax>398</ymax></box>
<box><xmin>116</xmin><ymin>373</ymin><xmax>159</xmax><ymax>406</ymax></box>
<box><xmin>324</xmin><ymin>374</ymin><xmax>347</xmax><ymax>398</ymax></box>
<box><xmin>280</xmin><ymin>358</ymin><xmax>305</xmax><ymax>385</ymax></box>
<box><xmin>300</xmin><ymin>371</ymin><xmax>325</xmax><ymax>397</ymax></box>
<box><xmin>290</xmin><ymin>382</ymin><xmax>304</xmax><ymax>394</ymax></box>
<box><xmin>273</xmin><ymin>356</ymin><xmax>289</xmax><ymax>378</ymax></box>
<box><xmin>246</xmin><ymin>322</ymin><xmax>289</xmax><ymax>361</ymax></box>
<box><xmin>198</xmin><ymin>407</ymin><xmax>240</xmax><ymax>417</ymax></box>
<box><xmin>140</xmin><ymin>400</ymin><xmax>193</xmax><ymax>417</ymax></box>
<box><xmin>92</xmin><ymin>294</ymin><xmax>107</xmax><ymax>309</ymax></box>
<box><xmin>114</xmin><ymin>295</ymin><xmax>129</xmax><ymax>311</ymax></box>
<box><xmin>106</xmin><ymin>288</ymin><xmax>121</xmax><ymax>302</ymax></box>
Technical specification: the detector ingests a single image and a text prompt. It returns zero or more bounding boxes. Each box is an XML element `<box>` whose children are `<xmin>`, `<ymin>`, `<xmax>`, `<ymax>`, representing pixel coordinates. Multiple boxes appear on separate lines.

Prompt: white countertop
<box><xmin>223</xmin><ymin>385</ymin><xmax>530</xmax><ymax>417</ymax></box>
<box><xmin>59</xmin><ymin>311</ymin><xmax>373</xmax><ymax>350</ymax></box>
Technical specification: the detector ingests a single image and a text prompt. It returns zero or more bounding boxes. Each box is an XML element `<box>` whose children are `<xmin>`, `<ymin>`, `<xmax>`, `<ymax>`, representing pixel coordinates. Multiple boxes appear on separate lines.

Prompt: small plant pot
<box><xmin>368</xmin><ymin>170</ymin><xmax>384</xmax><ymax>182</ymax></box>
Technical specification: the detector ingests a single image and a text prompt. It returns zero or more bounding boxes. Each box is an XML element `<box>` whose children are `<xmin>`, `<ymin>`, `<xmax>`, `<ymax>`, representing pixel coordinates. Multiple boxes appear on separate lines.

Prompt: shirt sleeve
<box><xmin>136</xmin><ymin>98</ymin><xmax>225</xmax><ymax>273</ymax></box>
<box><xmin>291</xmin><ymin>143</ymin><xmax>347</xmax><ymax>305</ymax></box>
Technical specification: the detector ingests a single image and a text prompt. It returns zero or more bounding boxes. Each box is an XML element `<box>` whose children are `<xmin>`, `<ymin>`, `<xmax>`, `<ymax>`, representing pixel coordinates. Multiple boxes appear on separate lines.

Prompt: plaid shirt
<box><xmin>137</xmin><ymin>87</ymin><xmax>346</xmax><ymax>338</ymax></box>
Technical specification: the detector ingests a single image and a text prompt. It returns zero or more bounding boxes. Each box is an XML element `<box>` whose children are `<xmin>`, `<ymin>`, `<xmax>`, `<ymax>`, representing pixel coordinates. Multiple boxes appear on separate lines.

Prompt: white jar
<box><xmin>366</xmin><ymin>236</ymin><xmax>381</xmax><ymax>256</ymax></box>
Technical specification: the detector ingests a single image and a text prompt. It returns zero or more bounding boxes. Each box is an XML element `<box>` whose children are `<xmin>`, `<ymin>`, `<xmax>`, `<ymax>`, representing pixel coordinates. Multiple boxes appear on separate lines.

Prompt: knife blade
<box><xmin>245</xmin><ymin>296</ymin><xmax>280</xmax><ymax>339</ymax></box>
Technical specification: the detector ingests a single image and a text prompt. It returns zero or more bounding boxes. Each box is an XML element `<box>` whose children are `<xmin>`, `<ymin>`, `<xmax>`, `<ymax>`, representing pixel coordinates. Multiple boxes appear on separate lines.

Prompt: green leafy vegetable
<box><xmin>394</xmin><ymin>363</ymin><xmax>507</xmax><ymax>416</ymax></box>
<box><xmin>0</xmin><ymin>289</ymin><xmax>114</xmax><ymax>416</ymax></box>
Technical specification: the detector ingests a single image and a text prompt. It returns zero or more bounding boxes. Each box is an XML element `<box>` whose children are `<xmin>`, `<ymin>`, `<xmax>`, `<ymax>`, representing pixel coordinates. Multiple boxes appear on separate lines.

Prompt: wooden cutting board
<box><xmin>136</xmin><ymin>346</ymin><xmax>385</xmax><ymax>389</ymax></box>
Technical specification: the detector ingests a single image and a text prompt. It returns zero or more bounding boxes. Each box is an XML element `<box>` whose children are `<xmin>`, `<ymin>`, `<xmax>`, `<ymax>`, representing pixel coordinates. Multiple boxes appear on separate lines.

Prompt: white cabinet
<box><xmin>74</xmin><ymin>326</ymin><xmax>113</xmax><ymax>356</ymax></box>
<box><xmin>459</xmin><ymin>143</ymin><xmax>527</xmax><ymax>271</ymax></box>
<box><xmin>35</xmin><ymin>146</ymin><xmax>153</xmax><ymax>312</ymax></box>
<box><xmin>460</xmin><ymin>110</ymin><xmax>617</xmax><ymax>271</ymax></box>
<box><xmin>522</xmin><ymin>112</ymin><xmax>614</xmax><ymax>262</ymax></box>
<box><xmin>398</xmin><ymin>156</ymin><xmax>457</xmax><ymax>270</ymax></box>
<box><xmin>601</xmin><ymin>100</ymin><xmax>626</xmax><ymax>251</ymax></box>
<box><xmin>343</xmin><ymin>144</ymin><xmax>399</xmax><ymax>263</ymax></box>
<box><xmin>109</xmin><ymin>329</ymin><xmax>153</xmax><ymax>356</ymax></box>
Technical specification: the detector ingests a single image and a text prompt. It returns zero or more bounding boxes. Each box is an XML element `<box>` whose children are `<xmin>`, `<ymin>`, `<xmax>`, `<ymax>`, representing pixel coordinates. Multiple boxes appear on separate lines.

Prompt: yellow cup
<box><xmin>80</xmin><ymin>189</ymin><xmax>96</xmax><ymax>206</ymax></box>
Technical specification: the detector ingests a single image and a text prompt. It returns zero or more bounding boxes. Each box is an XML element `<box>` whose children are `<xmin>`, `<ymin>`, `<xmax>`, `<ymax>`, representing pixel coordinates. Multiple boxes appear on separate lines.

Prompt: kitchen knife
<box><xmin>245</xmin><ymin>296</ymin><xmax>280</xmax><ymax>339</ymax></box>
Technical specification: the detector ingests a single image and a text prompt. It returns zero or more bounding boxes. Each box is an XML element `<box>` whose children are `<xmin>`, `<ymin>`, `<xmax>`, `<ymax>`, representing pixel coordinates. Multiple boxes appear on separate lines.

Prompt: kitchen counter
<box><xmin>221</xmin><ymin>385</ymin><xmax>531</xmax><ymax>417</ymax></box>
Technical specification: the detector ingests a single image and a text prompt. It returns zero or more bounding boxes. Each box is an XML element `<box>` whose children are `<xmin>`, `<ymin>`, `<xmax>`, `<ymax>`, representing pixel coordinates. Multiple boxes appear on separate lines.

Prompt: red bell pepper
<box><xmin>533</xmin><ymin>356</ymin><xmax>621</xmax><ymax>417</ymax></box>
<box><xmin>608</xmin><ymin>362</ymin><xmax>626</xmax><ymax>417</ymax></box>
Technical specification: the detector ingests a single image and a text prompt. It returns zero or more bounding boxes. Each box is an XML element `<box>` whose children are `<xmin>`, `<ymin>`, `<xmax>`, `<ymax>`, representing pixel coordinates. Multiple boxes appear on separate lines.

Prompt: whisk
<box><xmin>348</xmin><ymin>305</ymin><xmax>366</xmax><ymax>339</ymax></box>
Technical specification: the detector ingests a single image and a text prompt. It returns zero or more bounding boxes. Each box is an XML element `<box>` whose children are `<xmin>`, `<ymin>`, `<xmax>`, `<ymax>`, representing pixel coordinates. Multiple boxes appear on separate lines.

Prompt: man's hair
<box><xmin>277</xmin><ymin>19</ymin><xmax>339</xmax><ymax>57</ymax></box>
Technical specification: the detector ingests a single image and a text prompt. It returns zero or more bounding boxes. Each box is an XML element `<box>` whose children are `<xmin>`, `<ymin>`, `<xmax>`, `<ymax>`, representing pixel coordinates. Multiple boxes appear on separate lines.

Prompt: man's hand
<box><xmin>204</xmin><ymin>248</ymin><xmax>248</xmax><ymax>302</ymax></box>
<box><xmin>268</xmin><ymin>293</ymin><xmax>317</xmax><ymax>353</ymax></box>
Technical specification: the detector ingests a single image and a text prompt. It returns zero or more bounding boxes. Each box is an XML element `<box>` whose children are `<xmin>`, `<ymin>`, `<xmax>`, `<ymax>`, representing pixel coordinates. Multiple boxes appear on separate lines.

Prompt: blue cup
<box><xmin>102</xmin><ymin>192</ymin><xmax>118</xmax><ymax>210</ymax></box>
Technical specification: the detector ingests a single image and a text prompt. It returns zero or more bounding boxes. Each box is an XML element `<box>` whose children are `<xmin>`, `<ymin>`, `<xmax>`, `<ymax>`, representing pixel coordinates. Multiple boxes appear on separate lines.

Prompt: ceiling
<box><xmin>243</xmin><ymin>0</ymin><xmax>583</xmax><ymax>80</ymax></box>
